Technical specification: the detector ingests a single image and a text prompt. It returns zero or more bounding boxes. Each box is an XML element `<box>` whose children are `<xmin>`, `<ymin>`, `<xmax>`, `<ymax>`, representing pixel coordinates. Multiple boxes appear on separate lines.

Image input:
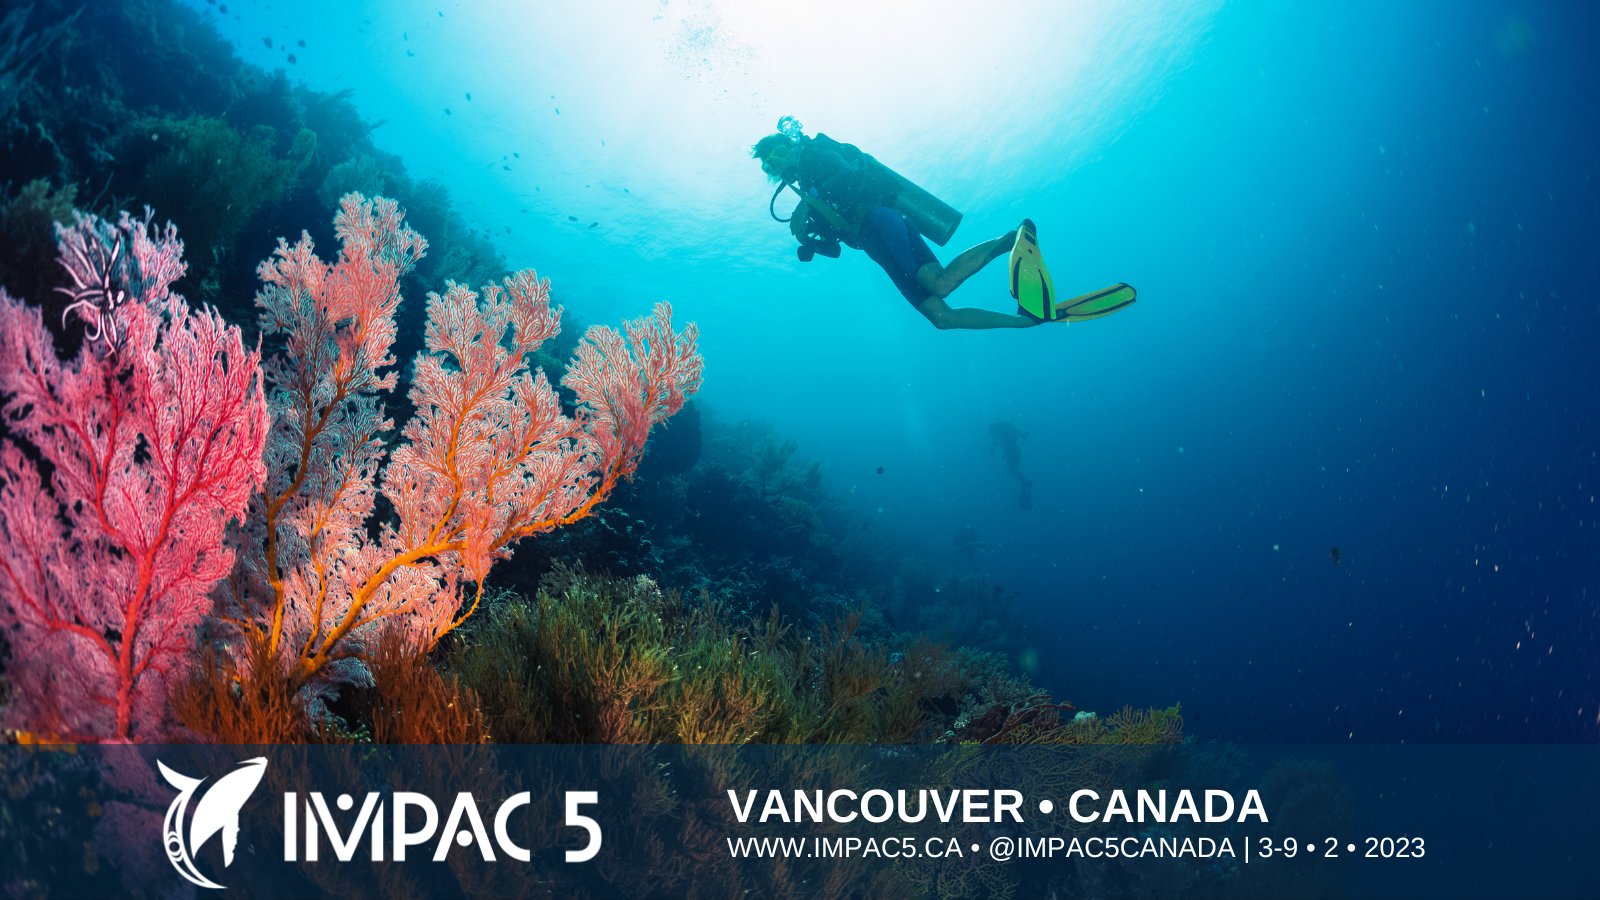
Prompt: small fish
<box><xmin>262</xmin><ymin>36</ymin><xmax>273</xmax><ymax>48</ymax></box>
<box><xmin>406</xmin><ymin>50</ymin><xmax>415</xmax><ymax>57</ymax></box>
<box><xmin>513</xmin><ymin>152</ymin><xmax>520</xmax><ymax>159</ymax></box>
<box><xmin>875</xmin><ymin>466</ymin><xmax>884</xmax><ymax>475</ymax></box>
<box><xmin>219</xmin><ymin>4</ymin><xmax>228</xmax><ymax>12</ymax></box>
<box><xmin>1330</xmin><ymin>546</ymin><xmax>1342</xmax><ymax>565</ymax></box>
<box><xmin>501</xmin><ymin>165</ymin><xmax>510</xmax><ymax>171</ymax></box>
<box><xmin>465</xmin><ymin>92</ymin><xmax>472</xmax><ymax>101</ymax></box>
<box><xmin>287</xmin><ymin>53</ymin><xmax>296</xmax><ymax>64</ymax></box>
<box><xmin>298</xmin><ymin>38</ymin><xmax>306</xmax><ymax>47</ymax></box>
<box><xmin>444</xmin><ymin>107</ymin><xmax>452</xmax><ymax>115</ymax></box>
<box><xmin>567</xmin><ymin>215</ymin><xmax>577</xmax><ymax>222</ymax></box>
<box><xmin>504</xmin><ymin>226</ymin><xmax>511</xmax><ymax>233</ymax></box>
<box><xmin>554</xmin><ymin>108</ymin><xmax>560</xmax><ymax>115</ymax></box>
<box><xmin>588</xmin><ymin>222</ymin><xmax>598</xmax><ymax>229</ymax></box>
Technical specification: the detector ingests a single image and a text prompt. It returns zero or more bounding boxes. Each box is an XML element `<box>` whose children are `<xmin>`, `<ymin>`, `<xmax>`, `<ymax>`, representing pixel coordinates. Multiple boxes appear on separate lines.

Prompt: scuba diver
<box><xmin>753</xmin><ymin>117</ymin><xmax>1138</xmax><ymax>330</ymax></box>
<box><xmin>953</xmin><ymin>524</ymin><xmax>985</xmax><ymax>566</ymax></box>
<box><xmin>989</xmin><ymin>421</ymin><xmax>1033</xmax><ymax>510</ymax></box>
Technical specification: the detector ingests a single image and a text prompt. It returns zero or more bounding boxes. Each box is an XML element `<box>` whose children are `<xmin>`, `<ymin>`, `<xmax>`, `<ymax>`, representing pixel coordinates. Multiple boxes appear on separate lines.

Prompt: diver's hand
<box><xmin>790</xmin><ymin>207</ymin><xmax>811</xmax><ymax>243</ymax></box>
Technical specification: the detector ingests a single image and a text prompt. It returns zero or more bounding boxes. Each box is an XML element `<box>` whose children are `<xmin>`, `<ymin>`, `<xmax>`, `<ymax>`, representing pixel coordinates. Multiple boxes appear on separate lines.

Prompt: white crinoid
<box><xmin>53</xmin><ymin>219</ymin><xmax>130</xmax><ymax>352</ymax></box>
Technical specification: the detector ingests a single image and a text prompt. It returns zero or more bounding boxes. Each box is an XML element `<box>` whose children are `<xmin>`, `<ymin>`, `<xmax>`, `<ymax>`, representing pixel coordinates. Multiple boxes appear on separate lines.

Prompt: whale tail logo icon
<box><xmin>159</xmin><ymin>757</ymin><xmax>268</xmax><ymax>889</ymax></box>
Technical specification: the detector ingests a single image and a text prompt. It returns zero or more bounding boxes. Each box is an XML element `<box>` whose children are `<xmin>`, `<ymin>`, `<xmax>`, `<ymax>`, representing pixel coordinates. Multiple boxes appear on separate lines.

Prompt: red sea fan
<box><xmin>232</xmin><ymin>194</ymin><xmax>701</xmax><ymax>698</ymax></box>
<box><xmin>0</xmin><ymin>211</ymin><xmax>269</xmax><ymax>742</ymax></box>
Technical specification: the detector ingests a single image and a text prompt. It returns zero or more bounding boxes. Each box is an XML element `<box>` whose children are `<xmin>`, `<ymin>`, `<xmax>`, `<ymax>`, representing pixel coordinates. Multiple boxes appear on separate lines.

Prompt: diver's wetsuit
<box><xmin>796</xmin><ymin>138</ymin><xmax>937</xmax><ymax>307</ymax></box>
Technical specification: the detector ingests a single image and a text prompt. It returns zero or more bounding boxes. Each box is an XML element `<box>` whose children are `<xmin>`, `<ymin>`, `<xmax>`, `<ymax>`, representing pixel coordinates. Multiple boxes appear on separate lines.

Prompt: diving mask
<box><xmin>761</xmin><ymin>142</ymin><xmax>795</xmax><ymax>176</ymax></box>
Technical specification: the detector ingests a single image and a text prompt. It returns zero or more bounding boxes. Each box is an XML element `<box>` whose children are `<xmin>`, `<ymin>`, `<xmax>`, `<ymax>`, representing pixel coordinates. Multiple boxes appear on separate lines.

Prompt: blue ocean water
<box><xmin>192</xmin><ymin>0</ymin><xmax>1599</xmax><ymax>743</ymax></box>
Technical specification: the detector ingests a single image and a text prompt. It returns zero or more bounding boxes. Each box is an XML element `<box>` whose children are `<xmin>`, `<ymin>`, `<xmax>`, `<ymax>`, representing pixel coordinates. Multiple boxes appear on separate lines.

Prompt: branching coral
<box><xmin>353</xmin><ymin>630</ymin><xmax>489</xmax><ymax>744</ymax></box>
<box><xmin>170</xmin><ymin>635</ymin><xmax>308</xmax><ymax>744</ymax></box>
<box><xmin>0</xmin><ymin>209</ymin><xmax>268</xmax><ymax>741</ymax></box>
<box><xmin>979</xmin><ymin>694</ymin><xmax>1079</xmax><ymax>745</ymax></box>
<box><xmin>450</xmin><ymin>569</ymin><xmax>1054</xmax><ymax>748</ymax></box>
<box><xmin>450</xmin><ymin>571</ymin><xmax>752</xmax><ymax>744</ymax></box>
<box><xmin>223</xmin><ymin>194</ymin><xmax>702</xmax><ymax>713</ymax></box>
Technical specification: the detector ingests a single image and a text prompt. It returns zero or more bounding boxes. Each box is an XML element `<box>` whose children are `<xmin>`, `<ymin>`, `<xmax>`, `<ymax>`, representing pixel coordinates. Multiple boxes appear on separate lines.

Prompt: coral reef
<box><xmin>0</xmin><ymin>210</ymin><xmax>267</xmax><ymax>742</ymax></box>
<box><xmin>122</xmin><ymin>114</ymin><xmax>314</xmax><ymax>292</ymax></box>
<box><xmin>348</xmin><ymin>630</ymin><xmax>489</xmax><ymax>745</ymax></box>
<box><xmin>216</xmin><ymin>192</ymin><xmax>701</xmax><ymax>715</ymax></box>
<box><xmin>170</xmin><ymin>634</ymin><xmax>308</xmax><ymax>745</ymax></box>
<box><xmin>0</xmin><ymin>3</ymin><xmax>78</xmax><ymax>122</ymax></box>
<box><xmin>0</xmin><ymin>0</ymin><xmax>1184</xmax><ymax>770</ymax></box>
<box><xmin>0</xmin><ymin>6</ymin><xmax>1212</xmax><ymax>898</ymax></box>
<box><xmin>448</xmin><ymin>567</ymin><xmax>1089</xmax><ymax>748</ymax></box>
<box><xmin>0</xmin><ymin>179</ymin><xmax>77</xmax><ymax>304</ymax></box>
<box><xmin>0</xmin><ymin>193</ymin><xmax>702</xmax><ymax>742</ymax></box>
<box><xmin>1</xmin><ymin>0</ymin><xmax>508</xmax><ymax>326</ymax></box>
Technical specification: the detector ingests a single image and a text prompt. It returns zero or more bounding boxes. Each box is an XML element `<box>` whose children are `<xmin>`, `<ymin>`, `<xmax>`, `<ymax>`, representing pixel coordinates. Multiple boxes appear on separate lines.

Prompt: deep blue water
<box><xmin>191</xmin><ymin>0</ymin><xmax>1599</xmax><ymax>743</ymax></box>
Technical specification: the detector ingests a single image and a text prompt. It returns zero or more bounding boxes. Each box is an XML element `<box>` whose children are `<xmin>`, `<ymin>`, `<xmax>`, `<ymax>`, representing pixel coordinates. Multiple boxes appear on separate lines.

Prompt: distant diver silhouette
<box><xmin>954</xmin><ymin>524</ymin><xmax>982</xmax><ymax>565</ymax></box>
<box><xmin>989</xmin><ymin>421</ymin><xmax>1032</xmax><ymax>510</ymax></box>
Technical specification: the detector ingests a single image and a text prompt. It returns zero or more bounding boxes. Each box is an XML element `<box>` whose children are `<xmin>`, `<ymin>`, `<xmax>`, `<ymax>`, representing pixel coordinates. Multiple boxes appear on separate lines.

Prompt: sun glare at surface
<box><xmin>186</xmin><ymin>0</ymin><xmax>1218</xmax><ymax>299</ymax></box>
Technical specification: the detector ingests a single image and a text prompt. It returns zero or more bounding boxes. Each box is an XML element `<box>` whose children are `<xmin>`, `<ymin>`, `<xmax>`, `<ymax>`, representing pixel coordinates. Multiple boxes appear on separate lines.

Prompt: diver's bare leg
<box><xmin>916</xmin><ymin>296</ymin><xmax>1039</xmax><ymax>330</ymax></box>
<box><xmin>917</xmin><ymin>231</ymin><xmax>1015</xmax><ymax>298</ymax></box>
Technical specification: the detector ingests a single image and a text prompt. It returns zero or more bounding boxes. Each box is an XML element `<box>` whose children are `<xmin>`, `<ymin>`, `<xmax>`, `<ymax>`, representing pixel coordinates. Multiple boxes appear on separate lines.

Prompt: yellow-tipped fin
<box><xmin>1008</xmin><ymin>218</ymin><xmax>1055</xmax><ymax>320</ymax></box>
<box><xmin>1053</xmin><ymin>282</ymin><xmax>1137</xmax><ymax>322</ymax></box>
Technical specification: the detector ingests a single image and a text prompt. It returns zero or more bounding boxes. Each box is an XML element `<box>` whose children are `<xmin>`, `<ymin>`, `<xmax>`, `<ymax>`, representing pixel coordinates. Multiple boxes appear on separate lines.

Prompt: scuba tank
<box><xmin>772</xmin><ymin>117</ymin><xmax>963</xmax><ymax>247</ymax></box>
<box><xmin>852</xmin><ymin>145</ymin><xmax>963</xmax><ymax>247</ymax></box>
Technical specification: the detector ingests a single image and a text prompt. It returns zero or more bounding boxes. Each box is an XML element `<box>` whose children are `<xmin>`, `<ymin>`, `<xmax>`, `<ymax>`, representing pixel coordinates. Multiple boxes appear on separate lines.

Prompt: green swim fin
<box><xmin>1053</xmin><ymin>282</ymin><xmax>1137</xmax><ymax>322</ymax></box>
<box><xmin>1008</xmin><ymin>218</ymin><xmax>1055</xmax><ymax>320</ymax></box>
<box><xmin>1009</xmin><ymin>220</ymin><xmax>1138</xmax><ymax>323</ymax></box>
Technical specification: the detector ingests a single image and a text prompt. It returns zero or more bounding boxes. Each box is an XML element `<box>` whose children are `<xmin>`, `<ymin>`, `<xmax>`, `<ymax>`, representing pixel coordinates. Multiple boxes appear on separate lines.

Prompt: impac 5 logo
<box><xmin>159</xmin><ymin>757</ymin><xmax>268</xmax><ymax>890</ymax></box>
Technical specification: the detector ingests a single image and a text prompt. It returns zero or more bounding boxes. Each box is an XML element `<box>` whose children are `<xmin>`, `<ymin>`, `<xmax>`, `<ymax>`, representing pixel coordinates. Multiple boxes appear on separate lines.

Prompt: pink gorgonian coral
<box><xmin>0</xmin><ymin>211</ymin><xmax>269</xmax><ymax>742</ymax></box>
<box><xmin>228</xmin><ymin>193</ymin><xmax>702</xmax><ymax>701</ymax></box>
